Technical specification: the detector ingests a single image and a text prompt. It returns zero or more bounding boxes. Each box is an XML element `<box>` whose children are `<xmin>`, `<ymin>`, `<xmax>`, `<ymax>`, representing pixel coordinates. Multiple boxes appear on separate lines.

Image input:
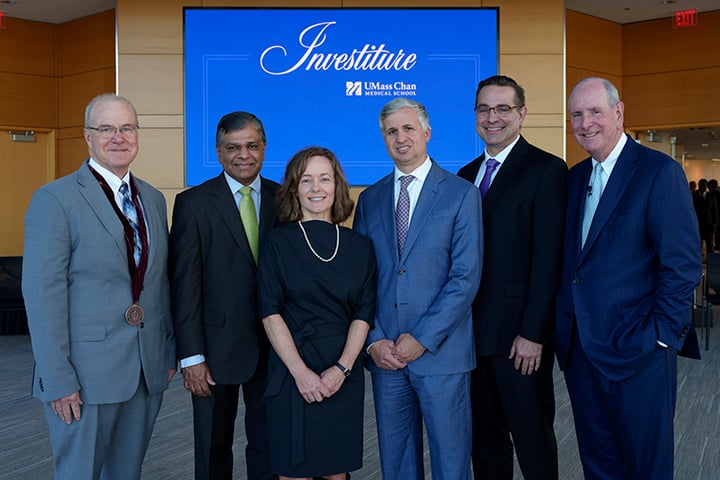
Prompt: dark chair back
<box><xmin>706</xmin><ymin>253</ymin><xmax>720</xmax><ymax>294</ymax></box>
<box><xmin>0</xmin><ymin>256</ymin><xmax>24</xmax><ymax>311</ymax></box>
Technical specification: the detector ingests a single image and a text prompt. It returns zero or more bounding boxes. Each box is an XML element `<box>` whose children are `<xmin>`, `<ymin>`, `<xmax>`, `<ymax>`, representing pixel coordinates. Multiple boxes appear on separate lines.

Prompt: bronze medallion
<box><xmin>125</xmin><ymin>304</ymin><xmax>145</xmax><ymax>326</ymax></box>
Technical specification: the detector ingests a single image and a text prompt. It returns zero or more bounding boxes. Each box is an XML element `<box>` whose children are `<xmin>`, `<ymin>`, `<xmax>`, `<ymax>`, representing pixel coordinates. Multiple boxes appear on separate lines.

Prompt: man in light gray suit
<box><xmin>22</xmin><ymin>93</ymin><xmax>176</xmax><ymax>479</ymax></box>
<box><xmin>353</xmin><ymin>98</ymin><xmax>483</xmax><ymax>480</ymax></box>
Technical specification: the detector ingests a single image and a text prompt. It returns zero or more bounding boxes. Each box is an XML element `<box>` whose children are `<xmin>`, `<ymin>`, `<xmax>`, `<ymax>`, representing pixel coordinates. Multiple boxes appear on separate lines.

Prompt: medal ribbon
<box><xmin>87</xmin><ymin>162</ymin><xmax>148</xmax><ymax>306</ymax></box>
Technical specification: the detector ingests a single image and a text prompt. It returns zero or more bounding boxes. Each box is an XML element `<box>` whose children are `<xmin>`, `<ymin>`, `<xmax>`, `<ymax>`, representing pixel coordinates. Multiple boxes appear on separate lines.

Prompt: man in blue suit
<box><xmin>556</xmin><ymin>77</ymin><xmax>701</xmax><ymax>479</ymax></box>
<box><xmin>353</xmin><ymin>98</ymin><xmax>482</xmax><ymax>480</ymax></box>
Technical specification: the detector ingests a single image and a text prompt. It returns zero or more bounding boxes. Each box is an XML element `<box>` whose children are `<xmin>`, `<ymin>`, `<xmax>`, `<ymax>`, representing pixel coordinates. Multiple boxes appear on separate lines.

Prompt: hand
<box><xmin>50</xmin><ymin>391</ymin><xmax>83</xmax><ymax>425</ymax></box>
<box><xmin>292</xmin><ymin>367</ymin><xmax>330</xmax><ymax>404</ymax></box>
<box><xmin>392</xmin><ymin>333</ymin><xmax>426</xmax><ymax>363</ymax></box>
<box><xmin>181</xmin><ymin>362</ymin><xmax>216</xmax><ymax>397</ymax></box>
<box><xmin>509</xmin><ymin>335</ymin><xmax>543</xmax><ymax>375</ymax></box>
<box><xmin>319</xmin><ymin>365</ymin><xmax>346</xmax><ymax>398</ymax></box>
<box><xmin>368</xmin><ymin>339</ymin><xmax>407</xmax><ymax>370</ymax></box>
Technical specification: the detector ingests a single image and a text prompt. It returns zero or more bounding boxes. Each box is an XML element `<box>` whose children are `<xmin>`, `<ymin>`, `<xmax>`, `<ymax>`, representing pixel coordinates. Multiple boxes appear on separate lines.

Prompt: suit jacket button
<box><xmin>397</xmin><ymin>269</ymin><xmax>404</xmax><ymax>275</ymax></box>
<box><xmin>572</xmin><ymin>278</ymin><xmax>581</xmax><ymax>285</ymax></box>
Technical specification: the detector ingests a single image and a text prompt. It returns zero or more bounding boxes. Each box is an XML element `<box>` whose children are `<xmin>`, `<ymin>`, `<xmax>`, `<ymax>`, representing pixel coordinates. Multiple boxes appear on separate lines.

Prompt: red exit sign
<box><xmin>673</xmin><ymin>9</ymin><xmax>699</xmax><ymax>28</ymax></box>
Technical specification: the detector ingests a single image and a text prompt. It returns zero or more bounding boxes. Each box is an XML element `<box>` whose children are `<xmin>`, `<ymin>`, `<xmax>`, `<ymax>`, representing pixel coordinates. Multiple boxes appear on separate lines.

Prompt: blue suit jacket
<box><xmin>555</xmin><ymin>135</ymin><xmax>701</xmax><ymax>381</ymax></box>
<box><xmin>353</xmin><ymin>161</ymin><xmax>483</xmax><ymax>375</ymax></box>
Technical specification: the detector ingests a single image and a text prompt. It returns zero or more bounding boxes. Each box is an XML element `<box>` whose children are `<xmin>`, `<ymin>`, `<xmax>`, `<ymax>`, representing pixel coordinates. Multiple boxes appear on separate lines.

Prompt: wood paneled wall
<box><xmin>56</xmin><ymin>10</ymin><xmax>117</xmax><ymax>177</ymax></box>
<box><xmin>622</xmin><ymin>11</ymin><xmax>720</xmax><ymax>130</ymax></box>
<box><xmin>0</xmin><ymin>10</ymin><xmax>116</xmax><ymax>177</ymax></box>
<box><xmin>565</xmin><ymin>9</ymin><xmax>720</xmax><ymax>167</ymax></box>
<box><xmin>565</xmin><ymin>10</ymin><xmax>623</xmax><ymax>167</ymax></box>
<box><xmin>0</xmin><ymin>18</ymin><xmax>56</xmax><ymax>129</ymax></box>
<box><xmin>116</xmin><ymin>0</ymin><xmax>565</xmax><ymax>214</ymax></box>
<box><xmin>0</xmin><ymin>11</ymin><xmax>115</xmax><ymax>254</ymax></box>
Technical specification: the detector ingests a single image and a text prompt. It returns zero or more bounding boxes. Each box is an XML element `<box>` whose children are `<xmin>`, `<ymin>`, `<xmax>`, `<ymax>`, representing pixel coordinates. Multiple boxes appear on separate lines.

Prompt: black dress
<box><xmin>257</xmin><ymin>220</ymin><xmax>377</xmax><ymax>477</ymax></box>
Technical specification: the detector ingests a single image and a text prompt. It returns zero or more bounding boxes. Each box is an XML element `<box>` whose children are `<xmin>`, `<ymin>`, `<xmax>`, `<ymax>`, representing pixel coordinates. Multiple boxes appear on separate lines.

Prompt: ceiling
<box><xmin>2</xmin><ymin>0</ymin><xmax>719</xmax><ymax>25</ymax></box>
<box><xmin>646</xmin><ymin>127</ymin><xmax>720</xmax><ymax>162</ymax></box>
<box><xmin>2</xmin><ymin>0</ymin><xmax>718</xmax><ymax>159</ymax></box>
<box><xmin>566</xmin><ymin>0</ymin><xmax>720</xmax><ymax>24</ymax></box>
<box><xmin>0</xmin><ymin>0</ymin><xmax>115</xmax><ymax>25</ymax></box>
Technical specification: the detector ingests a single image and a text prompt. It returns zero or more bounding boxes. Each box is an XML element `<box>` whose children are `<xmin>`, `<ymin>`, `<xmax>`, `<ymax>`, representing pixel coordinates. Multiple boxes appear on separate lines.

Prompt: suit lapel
<box><xmin>401</xmin><ymin>162</ymin><xmax>443</xmax><ymax>262</ymax></box>
<box><xmin>568</xmin><ymin>159</ymin><xmax>592</xmax><ymax>261</ymax></box>
<box><xmin>77</xmin><ymin>163</ymin><xmax>128</xmax><ymax>261</ymax></box>
<box><xmin>258</xmin><ymin>177</ymin><xmax>277</xmax><ymax>243</ymax></box>
<box><xmin>209</xmin><ymin>174</ymin><xmax>255</xmax><ymax>264</ymax></box>
<box><xmin>580</xmin><ymin>136</ymin><xmax>638</xmax><ymax>259</ymax></box>
<box><xmin>460</xmin><ymin>157</ymin><xmax>482</xmax><ymax>184</ymax></box>
<box><xmin>134</xmin><ymin>178</ymin><xmax>161</xmax><ymax>269</ymax></box>
<box><xmin>482</xmin><ymin>136</ymin><xmax>530</xmax><ymax>214</ymax></box>
<box><xmin>373</xmin><ymin>174</ymin><xmax>399</xmax><ymax>261</ymax></box>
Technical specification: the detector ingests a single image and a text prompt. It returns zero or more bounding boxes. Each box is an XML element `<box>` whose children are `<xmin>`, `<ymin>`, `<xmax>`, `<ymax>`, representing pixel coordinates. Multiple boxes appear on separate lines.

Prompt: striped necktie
<box><xmin>119</xmin><ymin>181</ymin><xmax>142</xmax><ymax>265</ymax></box>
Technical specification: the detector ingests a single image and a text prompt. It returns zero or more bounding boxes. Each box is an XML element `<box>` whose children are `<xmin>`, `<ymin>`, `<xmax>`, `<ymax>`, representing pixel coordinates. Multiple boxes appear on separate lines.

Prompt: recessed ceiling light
<box><xmin>702</xmin><ymin>143</ymin><xmax>710</xmax><ymax>147</ymax></box>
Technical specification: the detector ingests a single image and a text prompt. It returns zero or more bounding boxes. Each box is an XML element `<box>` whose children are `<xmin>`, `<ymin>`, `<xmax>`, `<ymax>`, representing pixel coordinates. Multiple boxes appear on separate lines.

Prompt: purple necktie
<box><xmin>478</xmin><ymin>158</ymin><xmax>499</xmax><ymax>199</ymax></box>
<box><xmin>396</xmin><ymin>175</ymin><xmax>415</xmax><ymax>256</ymax></box>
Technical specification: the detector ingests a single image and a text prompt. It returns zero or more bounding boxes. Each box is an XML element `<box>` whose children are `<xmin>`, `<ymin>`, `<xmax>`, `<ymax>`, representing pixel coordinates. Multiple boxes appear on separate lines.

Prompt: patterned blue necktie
<box><xmin>581</xmin><ymin>162</ymin><xmax>604</xmax><ymax>248</ymax></box>
<box><xmin>119</xmin><ymin>181</ymin><xmax>142</xmax><ymax>265</ymax></box>
<box><xmin>396</xmin><ymin>175</ymin><xmax>415</xmax><ymax>256</ymax></box>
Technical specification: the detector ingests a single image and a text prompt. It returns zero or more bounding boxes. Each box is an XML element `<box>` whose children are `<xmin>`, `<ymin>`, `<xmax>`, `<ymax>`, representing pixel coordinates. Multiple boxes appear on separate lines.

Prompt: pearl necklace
<box><xmin>297</xmin><ymin>221</ymin><xmax>339</xmax><ymax>263</ymax></box>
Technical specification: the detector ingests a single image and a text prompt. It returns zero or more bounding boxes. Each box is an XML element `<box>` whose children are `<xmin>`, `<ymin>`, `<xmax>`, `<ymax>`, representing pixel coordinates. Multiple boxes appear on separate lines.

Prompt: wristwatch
<box><xmin>335</xmin><ymin>361</ymin><xmax>351</xmax><ymax>377</ymax></box>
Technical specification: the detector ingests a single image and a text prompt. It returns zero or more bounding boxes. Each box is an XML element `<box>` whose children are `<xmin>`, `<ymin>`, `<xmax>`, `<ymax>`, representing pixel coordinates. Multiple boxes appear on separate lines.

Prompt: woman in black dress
<box><xmin>258</xmin><ymin>146</ymin><xmax>376</xmax><ymax>480</ymax></box>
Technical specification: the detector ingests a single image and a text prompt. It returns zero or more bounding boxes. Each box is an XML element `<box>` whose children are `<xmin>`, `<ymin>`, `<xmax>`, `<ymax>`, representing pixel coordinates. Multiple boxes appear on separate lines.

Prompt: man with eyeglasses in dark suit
<box><xmin>458</xmin><ymin>75</ymin><xmax>566</xmax><ymax>480</ymax></box>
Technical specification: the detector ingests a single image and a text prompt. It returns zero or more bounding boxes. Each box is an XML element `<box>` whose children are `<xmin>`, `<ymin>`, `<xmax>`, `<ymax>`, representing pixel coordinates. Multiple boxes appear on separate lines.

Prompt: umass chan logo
<box><xmin>345</xmin><ymin>80</ymin><xmax>418</xmax><ymax>97</ymax></box>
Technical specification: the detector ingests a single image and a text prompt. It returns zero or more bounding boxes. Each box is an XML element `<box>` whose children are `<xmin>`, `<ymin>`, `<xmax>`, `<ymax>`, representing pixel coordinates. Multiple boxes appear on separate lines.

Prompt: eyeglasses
<box><xmin>223</xmin><ymin>142</ymin><xmax>263</xmax><ymax>153</ymax></box>
<box><xmin>474</xmin><ymin>104</ymin><xmax>520</xmax><ymax>118</ymax></box>
<box><xmin>86</xmin><ymin>124</ymin><xmax>140</xmax><ymax>138</ymax></box>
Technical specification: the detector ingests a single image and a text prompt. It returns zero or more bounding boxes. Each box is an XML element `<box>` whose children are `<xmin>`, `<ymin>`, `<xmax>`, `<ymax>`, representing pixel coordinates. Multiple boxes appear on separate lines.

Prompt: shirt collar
<box><xmin>224</xmin><ymin>172</ymin><xmax>262</xmax><ymax>195</ymax></box>
<box><xmin>88</xmin><ymin>158</ymin><xmax>130</xmax><ymax>194</ymax></box>
<box><xmin>394</xmin><ymin>156</ymin><xmax>432</xmax><ymax>183</ymax></box>
<box><xmin>484</xmin><ymin>134</ymin><xmax>521</xmax><ymax>166</ymax></box>
<box><xmin>592</xmin><ymin>133</ymin><xmax>627</xmax><ymax>176</ymax></box>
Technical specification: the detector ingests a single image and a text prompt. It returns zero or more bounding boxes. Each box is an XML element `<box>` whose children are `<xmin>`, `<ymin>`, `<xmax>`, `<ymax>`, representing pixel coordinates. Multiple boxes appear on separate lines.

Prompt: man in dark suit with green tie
<box><xmin>169</xmin><ymin>111</ymin><xmax>279</xmax><ymax>480</ymax></box>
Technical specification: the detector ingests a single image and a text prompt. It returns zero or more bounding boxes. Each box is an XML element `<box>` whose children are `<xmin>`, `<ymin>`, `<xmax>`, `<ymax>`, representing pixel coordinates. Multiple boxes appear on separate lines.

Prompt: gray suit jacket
<box><xmin>22</xmin><ymin>162</ymin><xmax>175</xmax><ymax>404</ymax></box>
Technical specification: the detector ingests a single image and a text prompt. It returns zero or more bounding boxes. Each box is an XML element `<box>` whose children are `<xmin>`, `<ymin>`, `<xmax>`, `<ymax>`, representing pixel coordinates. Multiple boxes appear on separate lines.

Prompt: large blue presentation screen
<box><xmin>184</xmin><ymin>8</ymin><xmax>498</xmax><ymax>186</ymax></box>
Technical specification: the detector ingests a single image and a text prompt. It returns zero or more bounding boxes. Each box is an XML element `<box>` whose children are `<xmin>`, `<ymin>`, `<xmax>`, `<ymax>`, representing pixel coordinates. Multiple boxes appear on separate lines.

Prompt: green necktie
<box><xmin>239</xmin><ymin>186</ymin><xmax>259</xmax><ymax>263</ymax></box>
